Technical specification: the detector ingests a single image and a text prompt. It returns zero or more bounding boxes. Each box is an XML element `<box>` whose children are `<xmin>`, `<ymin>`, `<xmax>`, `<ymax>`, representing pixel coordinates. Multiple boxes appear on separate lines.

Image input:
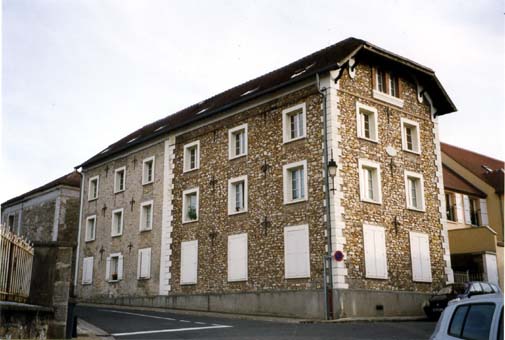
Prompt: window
<box><xmin>85</xmin><ymin>215</ymin><xmax>96</xmax><ymax>242</ymax></box>
<box><xmin>372</xmin><ymin>68</ymin><xmax>404</xmax><ymax>107</ymax></box>
<box><xmin>180</xmin><ymin>240</ymin><xmax>198</xmax><ymax>285</ymax></box>
<box><xmin>228</xmin><ymin>124</ymin><xmax>248</xmax><ymax>159</ymax></box>
<box><xmin>356</xmin><ymin>102</ymin><xmax>378</xmax><ymax>142</ymax></box>
<box><xmin>183</xmin><ymin>141</ymin><xmax>200</xmax><ymax>172</ymax></box>
<box><xmin>228</xmin><ymin>233</ymin><xmax>248</xmax><ymax>282</ymax></box>
<box><xmin>88</xmin><ymin>176</ymin><xmax>99</xmax><ymax>200</ymax></box>
<box><xmin>401</xmin><ymin>118</ymin><xmax>421</xmax><ymax>154</ymax></box>
<box><xmin>137</xmin><ymin>248</ymin><xmax>151</xmax><ymax>280</ymax></box>
<box><xmin>111</xmin><ymin>208</ymin><xmax>124</xmax><ymax>237</ymax></box>
<box><xmin>142</xmin><ymin>156</ymin><xmax>155</xmax><ymax>184</ymax></box>
<box><xmin>7</xmin><ymin>214</ymin><xmax>15</xmax><ymax>230</ymax></box>
<box><xmin>82</xmin><ymin>257</ymin><xmax>94</xmax><ymax>285</ymax></box>
<box><xmin>445</xmin><ymin>192</ymin><xmax>456</xmax><ymax>222</ymax></box>
<box><xmin>182</xmin><ymin>188</ymin><xmax>199</xmax><ymax>223</ymax></box>
<box><xmin>358</xmin><ymin>159</ymin><xmax>382</xmax><ymax>204</ymax></box>
<box><xmin>404</xmin><ymin>171</ymin><xmax>425</xmax><ymax>211</ymax></box>
<box><xmin>106</xmin><ymin>253</ymin><xmax>123</xmax><ymax>282</ymax></box>
<box><xmin>228</xmin><ymin>176</ymin><xmax>248</xmax><ymax>215</ymax></box>
<box><xmin>284</xmin><ymin>224</ymin><xmax>310</xmax><ymax>279</ymax></box>
<box><xmin>114</xmin><ymin>167</ymin><xmax>126</xmax><ymax>193</ymax></box>
<box><xmin>139</xmin><ymin>201</ymin><xmax>153</xmax><ymax>231</ymax></box>
<box><xmin>363</xmin><ymin>224</ymin><xmax>388</xmax><ymax>279</ymax></box>
<box><xmin>463</xmin><ymin>195</ymin><xmax>481</xmax><ymax>226</ymax></box>
<box><xmin>282</xmin><ymin>103</ymin><xmax>306</xmax><ymax>143</ymax></box>
<box><xmin>449</xmin><ymin>303</ymin><xmax>496</xmax><ymax>340</ymax></box>
<box><xmin>409</xmin><ymin>231</ymin><xmax>432</xmax><ymax>282</ymax></box>
<box><xmin>283</xmin><ymin>160</ymin><xmax>308</xmax><ymax>204</ymax></box>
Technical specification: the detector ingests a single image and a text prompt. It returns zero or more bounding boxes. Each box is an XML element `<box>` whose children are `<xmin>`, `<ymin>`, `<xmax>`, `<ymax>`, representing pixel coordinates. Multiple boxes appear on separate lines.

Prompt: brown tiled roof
<box><xmin>442</xmin><ymin>143</ymin><xmax>504</xmax><ymax>194</ymax></box>
<box><xmin>78</xmin><ymin>37</ymin><xmax>456</xmax><ymax>168</ymax></box>
<box><xmin>443</xmin><ymin>165</ymin><xmax>486</xmax><ymax>198</ymax></box>
<box><xmin>1</xmin><ymin>171</ymin><xmax>81</xmax><ymax>208</ymax></box>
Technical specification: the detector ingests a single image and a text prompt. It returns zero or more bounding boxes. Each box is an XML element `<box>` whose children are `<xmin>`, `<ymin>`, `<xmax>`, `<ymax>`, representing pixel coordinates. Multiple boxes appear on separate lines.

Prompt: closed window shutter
<box><xmin>374</xmin><ymin>229</ymin><xmax>387</xmax><ymax>278</ymax></box>
<box><xmin>479</xmin><ymin>199</ymin><xmax>489</xmax><ymax>226</ymax></box>
<box><xmin>228</xmin><ymin>234</ymin><xmax>248</xmax><ymax>281</ymax></box>
<box><xmin>410</xmin><ymin>232</ymin><xmax>432</xmax><ymax>282</ymax></box>
<box><xmin>118</xmin><ymin>255</ymin><xmax>124</xmax><ymax>280</ymax></box>
<box><xmin>363</xmin><ymin>225</ymin><xmax>388</xmax><ymax>279</ymax></box>
<box><xmin>137</xmin><ymin>250</ymin><xmax>142</xmax><ymax>279</ymax></box>
<box><xmin>105</xmin><ymin>256</ymin><xmax>111</xmax><ymax>281</ymax></box>
<box><xmin>463</xmin><ymin>195</ymin><xmax>471</xmax><ymax>224</ymax></box>
<box><xmin>455</xmin><ymin>193</ymin><xmax>464</xmax><ymax>222</ymax></box>
<box><xmin>142</xmin><ymin>249</ymin><xmax>151</xmax><ymax>279</ymax></box>
<box><xmin>363</xmin><ymin>227</ymin><xmax>376</xmax><ymax>277</ymax></box>
<box><xmin>82</xmin><ymin>257</ymin><xmax>93</xmax><ymax>284</ymax></box>
<box><xmin>82</xmin><ymin>259</ymin><xmax>88</xmax><ymax>284</ymax></box>
<box><xmin>181</xmin><ymin>241</ymin><xmax>198</xmax><ymax>284</ymax></box>
<box><xmin>284</xmin><ymin>225</ymin><xmax>310</xmax><ymax>278</ymax></box>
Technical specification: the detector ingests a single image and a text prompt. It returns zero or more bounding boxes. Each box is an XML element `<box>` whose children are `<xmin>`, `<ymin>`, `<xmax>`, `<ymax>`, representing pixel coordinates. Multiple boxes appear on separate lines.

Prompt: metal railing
<box><xmin>0</xmin><ymin>225</ymin><xmax>34</xmax><ymax>303</ymax></box>
<box><xmin>453</xmin><ymin>270</ymin><xmax>485</xmax><ymax>283</ymax></box>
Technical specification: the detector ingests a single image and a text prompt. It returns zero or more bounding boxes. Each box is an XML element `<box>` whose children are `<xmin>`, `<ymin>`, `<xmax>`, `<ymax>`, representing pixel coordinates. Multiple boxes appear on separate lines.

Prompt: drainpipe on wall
<box><xmin>317</xmin><ymin>73</ymin><xmax>334</xmax><ymax>320</ymax></box>
<box><xmin>73</xmin><ymin>169</ymin><xmax>85</xmax><ymax>293</ymax></box>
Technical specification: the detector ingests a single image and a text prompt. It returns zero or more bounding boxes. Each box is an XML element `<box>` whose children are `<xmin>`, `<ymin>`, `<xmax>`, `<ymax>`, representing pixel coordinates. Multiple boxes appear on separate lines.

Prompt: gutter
<box><xmin>73</xmin><ymin>170</ymin><xmax>85</xmax><ymax>295</ymax></box>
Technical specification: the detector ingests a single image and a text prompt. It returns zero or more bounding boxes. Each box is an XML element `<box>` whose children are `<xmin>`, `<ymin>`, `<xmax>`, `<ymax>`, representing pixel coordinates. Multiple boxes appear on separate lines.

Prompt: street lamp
<box><xmin>328</xmin><ymin>157</ymin><xmax>338</xmax><ymax>192</ymax></box>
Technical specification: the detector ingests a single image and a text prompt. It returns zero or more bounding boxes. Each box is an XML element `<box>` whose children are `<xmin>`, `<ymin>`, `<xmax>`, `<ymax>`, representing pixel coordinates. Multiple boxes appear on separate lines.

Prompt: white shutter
<box><xmin>410</xmin><ymin>232</ymin><xmax>432</xmax><ymax>282</ymax></box>
<box><xmin>82</xmin><ymin>257</ymin><xmax>93</xmax><ymax>284</ymax></box>
<box><xmin>363</xmin><ymin>225</ymin><xmax>387</xmax><ymax>279</ymax></box>
<box><xmin>284</xmin><ymin>225</ymin><xmax>310</xmax><ymax>279</ymax></box>
<box><xmin>463</xmin><ymin>195</ymin><xmax>471</xmax><ymax>224</ymax></box>
<box><xmin>181</xmin><ymin>240</ymin><xmax>198</xmax><ymax>284</ymax></box>
<box><xmin>479</xmin><ymin>199</ymin><xmax>489</xmax><ymax>226</ymax></box>
<box><xmin>105</xmin><ymin>256</ymin><xmax>111</xmax><ymax>281</ymax></box>
<box><xmin>137</xmin><ymin>250</ymin><xmax>142</xmax><ymax>279</ymax></box>
<box><xmin>455</xmin><ymin>193</ymin><xmax>464</xmax><ymax>222</ymax></box>
<box><xmin>118</xmin><ymin>254</ymin><xmax>124</xmax><ymax>280</ymax></box>
<box><xmin>82</xmin><ymin>258</ymin><xmax>88</xmax><ymax>284</ymax></box>
<box><xmin>228</xmin><ymin>234</ymin><xmax>248</xmax><ymax>282</ymax></box>
<box><xmin>141</xmin><ymin>248</ymin><xmax>151</xmax><ymax>279</ymax></box>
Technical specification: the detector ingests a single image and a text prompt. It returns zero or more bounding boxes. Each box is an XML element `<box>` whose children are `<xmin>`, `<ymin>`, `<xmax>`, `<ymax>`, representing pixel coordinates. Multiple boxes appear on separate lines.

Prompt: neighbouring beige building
<box><xmin>75</xmin><ymin>37</ymin><xmax>457</xmax><ymax>319</ymax></box>
<box><xmin>441</xmin><ymin>143</ymin><xmax>504</xmax><ymax>289</ymax></box>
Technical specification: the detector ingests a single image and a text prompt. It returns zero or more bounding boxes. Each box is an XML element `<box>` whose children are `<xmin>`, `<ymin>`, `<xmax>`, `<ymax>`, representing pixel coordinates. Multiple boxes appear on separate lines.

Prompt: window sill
<box><xmin>139</xmin><ymin>227</ymin><xmax>152</xmax><ymax>232</ymax></box>
<box><xmin>285</xmin><ymin>274</ymin><xmax>310</xmax><ymax>279</ymax></box>
<box><xmin>229</xmin><ymin>153</ymin><xmax>247</xmax><ymax>161</ymax></box>
<box><xmin>360</xmin><ymin>198</ymin><xmax>382</xmax><ymax>205</ymax></box>
<box><xmin>358</xmin><ymin>136</ymin><xmax>379</xmax><ymax>144</ymax></box>
<box><xmin>228</xmin><ymin>278</ymin><xmax>248</xmax><ymax>282</ymax></box>
<box><xmin>183</xmin><ymin>167</ymin><xmax>199</xmax><ymax>174</ymax></box>
<box><xmin>402</xmin><ymin>148</ymin><xmax>421</xmax><ymax>155</ymax></box>
<box><xmin>108</xmin><ymin>279</ymin><xmax>120</xmax><ymax>283</ymax></box>
<box><xmin>85</xmin><ymin>239</ymin><xmax>95</xmax><ymax>243</ymax></box>
<box><xmin>180</xmin><ymin>282</ymin><xmax>197</xmax><ymax>285</ymax></box>
<box><xmin>406</xmin><ymin>206</ymin><xmax>425</xmax><ymax>213</ymax></box>
<box><xmin>142</xmin><ymin>180</ymin><xmax>154</xmax><ymax>186</ymax></box>
<box><xmin>137</xmin><ymin>277</ymin><xmax>151</xmax><ymax>281</ymax></box>
<box><xmin>111</xmin><ymin>234</ymin><xmax>122</xmax><ymax>238</ymax></box>
<box><xmin>283</xmin><ymin>135</ymin><xmax>307</xmax><ymax>145</ymax></box>
<box><xmin>284</xmin><ymin>197</ymin><xmax>308</xmax><ymax>205</ymax></box>
<box><xmin>365</xmin><ymin>275</ymin><xmax>388</xmax><ymax>280</ymax></box>
<box><xmin>114</xmin><ymin>189</ymin><xmax>125</xmax><ymax>194</ymax></box>
<box><xmin>82</xmin><ymin>282</ymin><xmax>92</xmax><ymax>285</ymax></box>
<box><xmin>228</xmin><ymin>209</ymin><xmax>248</xmax><ymax>216</ymax></box>
<box><xmin>372</xmin><ymin>90</ymin><xmax>404</xmax><ymax>108</ymax></box>
<box><xmin>413</xmin><ymin>279</ymin><xmax>432</xmax><ymax>283</ymax></box>
<box><xmin>182</xmin><ymin>219</ymin><xmax>198</xmax><ymax>225</ymax></box>
<box><xmin>88</xmin><ymin>197</ymin><xmax>98</xmax><ymax>202</ymax></box>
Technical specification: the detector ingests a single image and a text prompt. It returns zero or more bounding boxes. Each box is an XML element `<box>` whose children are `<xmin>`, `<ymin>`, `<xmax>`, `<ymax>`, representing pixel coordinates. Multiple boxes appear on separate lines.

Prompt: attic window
<box><xmin>290</xmin><ymin>63</ymin><xmax>316</xmax><ymax>79</ymax></box>
<box><xmin>154</xmin><ymin>125</ymin><xmax>166</xmax><ymax>132</ymax></box>
<box><xmin>241</xmin><ymin>87</ymin><xmax>259</xmax><ymax>97</ymax></box>
<box><xmin>197</xmin><ymin>108</ymin><xmax>208</xmax><ymax>115</ymax></box>
<box><xmin>127</xmin><ymin>137</ymin><xmax>138</xmax><ymax>144</ymax></box>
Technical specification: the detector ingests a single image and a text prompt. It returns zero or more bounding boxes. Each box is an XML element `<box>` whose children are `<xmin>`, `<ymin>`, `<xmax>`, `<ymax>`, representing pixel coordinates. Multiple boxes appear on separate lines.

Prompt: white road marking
<box><xmin>194</xmin><ymin>322</ymin><xmax>206</xmax><ymax>325</ymax></box>
<box><xmin>179</xmin><ymin>320</ymin><xmax>190</xmax><ymax>323</ymax></box>
<box><xmin>112</xmin><ymin>325</ymin><xmax>232</xmax><ymax>337</ymax></box>
<box><xmin>101</xmin><ymin>309</ymin><xmax>176</xmax><ymax>321</ymax></box>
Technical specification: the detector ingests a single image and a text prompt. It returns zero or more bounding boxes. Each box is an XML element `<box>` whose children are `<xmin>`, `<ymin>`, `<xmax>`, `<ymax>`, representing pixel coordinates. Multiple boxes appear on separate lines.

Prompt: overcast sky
<box><xmin>1</xmin><ymin>0</ymin><xmax>503</xmax><ymax>205</ymax></box>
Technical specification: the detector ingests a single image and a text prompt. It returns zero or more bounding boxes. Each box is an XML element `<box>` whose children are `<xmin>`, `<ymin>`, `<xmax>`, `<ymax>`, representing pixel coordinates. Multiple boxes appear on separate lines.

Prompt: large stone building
<box><xmin>1</xmin><ymin>171</ymin><xmax>81</xmax><ymax>243</ymax></box>
<box><xmin>75</xmin><ymin>38</ymin><xmax>456</xmax><ymax>318</ymax></box>
<box><xmin>441</xmin><ymin>143</ymin><xmax>504</xmax><ymax>289</ymax></box>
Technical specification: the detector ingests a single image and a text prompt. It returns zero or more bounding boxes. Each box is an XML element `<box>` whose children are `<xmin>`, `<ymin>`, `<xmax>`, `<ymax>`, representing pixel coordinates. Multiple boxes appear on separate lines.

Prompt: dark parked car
<box><xmin>424</xmin><ymin>282</ymin><xmax>501</xmax><ymax>320</ymax></box>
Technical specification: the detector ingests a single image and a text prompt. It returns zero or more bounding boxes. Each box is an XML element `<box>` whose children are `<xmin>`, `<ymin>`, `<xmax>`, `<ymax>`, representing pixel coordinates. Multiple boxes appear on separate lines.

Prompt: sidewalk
<box><xmin>75</xmin><ymin>318</ymin><xmax>114</xmax><ymax>340</ymax></box>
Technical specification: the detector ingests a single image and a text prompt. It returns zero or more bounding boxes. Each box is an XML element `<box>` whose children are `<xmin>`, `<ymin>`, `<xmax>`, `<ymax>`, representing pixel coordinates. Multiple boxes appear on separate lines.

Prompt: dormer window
<box><xmin>373</xmin><ymin>67</ymin><xmax>404</xmax><ymax>108</ymax></box>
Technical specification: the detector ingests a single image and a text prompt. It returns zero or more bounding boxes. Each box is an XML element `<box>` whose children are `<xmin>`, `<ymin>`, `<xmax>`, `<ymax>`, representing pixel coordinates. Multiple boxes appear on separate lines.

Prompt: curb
<box><xmin>76</xmin><ymin>318</ymin><xmax>115</xmax><ymax>340</ymax></box>
<box><xmin>303</xmin><ymin>316</ymin><xmax>429</xmax><ymax>323</ymax></box>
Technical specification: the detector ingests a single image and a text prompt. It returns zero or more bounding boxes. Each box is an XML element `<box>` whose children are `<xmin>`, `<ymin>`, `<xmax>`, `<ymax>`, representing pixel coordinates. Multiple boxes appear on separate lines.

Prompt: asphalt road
<box><xmin>76</xmin><ymin>305</ymin><xmax>436</xmax><ymax>340</ymax></box>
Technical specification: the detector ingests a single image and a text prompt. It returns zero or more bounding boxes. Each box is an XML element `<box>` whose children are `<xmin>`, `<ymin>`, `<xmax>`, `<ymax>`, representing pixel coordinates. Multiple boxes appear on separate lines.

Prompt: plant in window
<box><xmin>187</xmin><ymin>207</ymin><xmax>197</xmax><ymax>220</ymax></box>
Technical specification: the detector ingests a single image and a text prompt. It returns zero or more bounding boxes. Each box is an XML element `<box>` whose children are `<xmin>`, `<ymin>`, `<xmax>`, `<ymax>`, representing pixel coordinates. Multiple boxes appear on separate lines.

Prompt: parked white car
<box><xmin>430</xmin><ymin>293</ymin><xmax>503</xmax><ymax>340</ymax></box>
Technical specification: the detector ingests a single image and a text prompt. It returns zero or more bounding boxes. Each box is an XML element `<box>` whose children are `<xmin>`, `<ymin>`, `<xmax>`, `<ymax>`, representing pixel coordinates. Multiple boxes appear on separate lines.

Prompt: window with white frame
<box><xmin>372</xmin><ymin>68</ymin><xmax>404</xmax><ymax>107</ymax></box>
<box><xmin>283</xmin><ymin>160</ymin><xmax>308</xmax><ymax>204</ymax></box>
<box><xmin>284</xmin><ymin>224</ymin><xmax>310</xmax><ymax>279</ymax></box>
<box><xmin>356</xmin><ymin>102</ymin><xmax>378</xmax><ymax>142</ymax></box>
<box><xmin>445</xmin><ymin>192</ymin><xmax>457</xmax><ymax>222</ymax></box>
<box><xmin>85</xmin><ymin>215</ymin><xmax>96</xmax><ymax>242</ymax></box>
<box><xmin>228</xmin><ymin>124</ymin><xmax>248</xmax><ymax>159</ymax></box>
<box><xmin>88</xmin><ymin>176</ymin><xmax>99</xmax><ymax>200</ymax></box>
<box><xmin>401</xmin><ymin>118</ymin><xmax>421</xmax><ymax>154</ymax></box>
<box><xmin>114</xmin><ymin>167</ymin><xmax>126</xmax><ymax>193</ymax></box>
<box><xmin>404</xmin><ymin>171</ymin><xmax>425</xmax><ymax>211</ymax></box>
<box><xmin>82</xmin><ymin>257</ymin><xmax>94</xmax><ymax>285</ymax></box>
<box><xmin>409</xmin><ymin>231</ymin><xmax>432</xmax><ymax>282</ymax></box>
<box><xmin>358</xmin><ymin>159</ymin><xmax>382</xmax><ymax>204</ymax></box>
<box><xmin>228</xmin><ymin>233</ymin><xmax>248</xmax><ymax>282</ymax></box>
<box><xmin>463</xmin><ymin>195</ymin><xmax>486</xmax><ymax>226</ymax></box>
<box><xmin>180</xmin><ymin>240</ymin><xmax>198</xmax><ymax>284</ymax></box>
<box><xmin>137</xmin><ymin>248</ymin><xmax>151</xmax><ymax>279</ymax></box>
<box><xmin>142</xmin><ymin>156</ymin><xmax>155</xmax><ymax>184</ymax></box>
<box><xmin>183</xmin><ymin>141</ymin><xmax>200</xmax><ymax>172</ymax></box>
<box><xmin>182</xmin><ymin>188</ymin><xmax>199</xmax><ymax>223</ymax></box>
<box><xmin>363</xmin><ymin>224</ymin><xmax>388</xmax><ymax>279</ymax></box>
<box><xmin>139</xmin><ymin>200</ymin><xmax>153</xmax><ymax>231</ymax></box>
<box><xmin>106</xmin><ymin>253</ymin><xmax>123</xmax><ymax>282</ymax></box>
<box><xmin>111</xmin><ymin>208</ymin><xmax>124</xmax><ymax>236</ymax></box>
<box><xmin>282</xmin><ymin>103</ymin><xmax>306</xmax><ymax>143</ymax></box>
<box><xmin>228</xmin><ymin>176</ymin><xmax>248</xmax><ymax>215</ymax></box>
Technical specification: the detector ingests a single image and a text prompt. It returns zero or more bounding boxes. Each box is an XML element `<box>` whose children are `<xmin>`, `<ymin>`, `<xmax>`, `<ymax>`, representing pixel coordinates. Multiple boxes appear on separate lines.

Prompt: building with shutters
<box><xmin>441</xmin><ymin>143</ymin><xmax>504</xmax><ymax>289</ymax></box>
<box><xmin>75</xmin><ymin>37</ymin><xmax>457</xmax><ymax>319</ymax></box>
